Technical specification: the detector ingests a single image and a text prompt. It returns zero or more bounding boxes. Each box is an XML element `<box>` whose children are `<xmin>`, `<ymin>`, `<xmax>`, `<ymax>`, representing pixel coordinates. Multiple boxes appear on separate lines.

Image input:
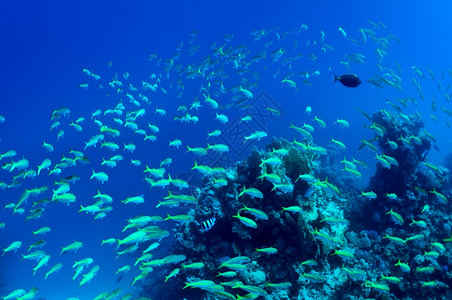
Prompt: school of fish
<box><xmin>1</xmin><ymin>19</ymin><xmax>452</xmax><ymax>300</ymax></box>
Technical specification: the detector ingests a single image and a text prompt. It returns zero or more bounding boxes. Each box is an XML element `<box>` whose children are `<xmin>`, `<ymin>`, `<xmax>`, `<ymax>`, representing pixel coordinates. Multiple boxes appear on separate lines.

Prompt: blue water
<box><xmin>1</xmin><ymin>0</ymin><xmax>452</xmax><ymax>299</ymax></box>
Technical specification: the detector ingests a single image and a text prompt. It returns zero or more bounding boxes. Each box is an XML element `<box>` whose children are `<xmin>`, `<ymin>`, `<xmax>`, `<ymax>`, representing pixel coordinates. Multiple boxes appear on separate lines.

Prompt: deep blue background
<box><xmin>1</xmin><ymin>0</ymin><xmax>452</xmax><ymax>298</ymax></box>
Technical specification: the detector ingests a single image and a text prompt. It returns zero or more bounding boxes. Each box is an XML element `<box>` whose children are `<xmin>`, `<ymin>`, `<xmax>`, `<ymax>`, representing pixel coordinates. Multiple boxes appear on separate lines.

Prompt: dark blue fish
<box><xmin>201</xmin><ymin>217</ymin><xmax>216</xmax><ymax>231</ymax></box>
<box><xmin>304</xmin><ymin>186</ymin><xmax>315</xmax><ymax>198</ymax></box>
<box><xmin>334</xmin><ymin>73</ymin><xmax>362</xmax><ymax>88</ymax></box>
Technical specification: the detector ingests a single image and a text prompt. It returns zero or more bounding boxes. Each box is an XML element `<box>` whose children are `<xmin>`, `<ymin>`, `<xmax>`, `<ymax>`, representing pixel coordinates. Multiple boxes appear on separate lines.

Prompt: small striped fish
<box><xmin>201</xmin><ymin>217</ymin><xmax>216</xmax><ymax>231</ymax></box>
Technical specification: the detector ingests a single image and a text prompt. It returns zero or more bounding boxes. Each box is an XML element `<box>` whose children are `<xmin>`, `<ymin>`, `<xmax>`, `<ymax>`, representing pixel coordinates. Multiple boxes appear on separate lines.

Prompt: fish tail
<box><xmin>333</xmin><ymin>74</ymin><xmax>338</xmax><ymax>83</ymax></box>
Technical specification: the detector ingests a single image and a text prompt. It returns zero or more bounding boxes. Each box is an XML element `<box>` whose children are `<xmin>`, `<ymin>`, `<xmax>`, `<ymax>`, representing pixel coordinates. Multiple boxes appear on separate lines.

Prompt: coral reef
<box><xmin>146</xmin><ymin>137</ymin><xmax>357</xmax><ymax>299</ymax></box>
<box><xmin>140</xmin><ymin>114</ymin><xmax>452</xmax><ymax>299</ymax></box>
